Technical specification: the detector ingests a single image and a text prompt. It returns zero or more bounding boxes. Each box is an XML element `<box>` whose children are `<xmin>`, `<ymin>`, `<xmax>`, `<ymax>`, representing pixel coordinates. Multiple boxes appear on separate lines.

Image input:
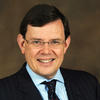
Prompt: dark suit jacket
<box><xmin>0</xmin><ymin>63</ymin><xmax>100</xmax><ymax>100</ymax></box>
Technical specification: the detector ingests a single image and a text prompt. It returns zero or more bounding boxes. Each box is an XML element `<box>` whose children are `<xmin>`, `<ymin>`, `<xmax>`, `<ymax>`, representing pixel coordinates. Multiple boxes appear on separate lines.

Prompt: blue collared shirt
<box><xmin>26</xmin><ymin>64</ymin><xmax>68</xmax><ymax>100</ymax></box>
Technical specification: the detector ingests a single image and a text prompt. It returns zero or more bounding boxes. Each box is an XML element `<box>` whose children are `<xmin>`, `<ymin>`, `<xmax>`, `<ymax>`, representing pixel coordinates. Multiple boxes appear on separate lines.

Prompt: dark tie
<box><xmin>42</xmin><ymin>79</ymin><xmax>59</xmax><ymax>100</ymax></box>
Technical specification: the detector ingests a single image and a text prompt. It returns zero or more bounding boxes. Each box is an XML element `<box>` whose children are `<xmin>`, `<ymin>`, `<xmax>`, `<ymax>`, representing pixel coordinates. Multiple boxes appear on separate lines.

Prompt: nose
<box><xmin>41</xmin><ymin>43</ymin><xmax>51</xmax><ymax>54</ymax></box>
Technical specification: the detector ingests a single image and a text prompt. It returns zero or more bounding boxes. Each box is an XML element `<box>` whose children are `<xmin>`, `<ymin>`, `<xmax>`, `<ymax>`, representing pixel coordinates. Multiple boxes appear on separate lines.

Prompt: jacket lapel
<box><xmin>16</xmin><ymin>64</ymin><xmax>43</xmax><ymax>100</ymax></box>
<box><xmin>61</xmin><ymin>68</ymin><xmax>83</xmax><ymax>100</ymax></box>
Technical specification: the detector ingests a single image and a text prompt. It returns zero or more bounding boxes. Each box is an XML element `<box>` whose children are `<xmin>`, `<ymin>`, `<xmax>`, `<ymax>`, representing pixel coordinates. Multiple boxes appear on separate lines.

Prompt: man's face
<box><xmin>17</xmin><ymin>19</ymin><xmax>70</xmax><ymax>79</ymax></box>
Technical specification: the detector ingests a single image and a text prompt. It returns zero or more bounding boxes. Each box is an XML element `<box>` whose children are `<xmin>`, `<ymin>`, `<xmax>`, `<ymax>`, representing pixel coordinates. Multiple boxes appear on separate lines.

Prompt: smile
<box><xmin>37</xmin><ymin>59</ymin><xmax>55</xmax><ymax>63</ymax></box>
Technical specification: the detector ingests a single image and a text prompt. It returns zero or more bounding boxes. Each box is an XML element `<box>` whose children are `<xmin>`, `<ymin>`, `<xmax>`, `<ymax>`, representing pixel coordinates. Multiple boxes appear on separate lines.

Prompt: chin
<box><xmin>39</xmin><ymin>70</ymin><xmax>57</xmax><ymax>79</ymax></box>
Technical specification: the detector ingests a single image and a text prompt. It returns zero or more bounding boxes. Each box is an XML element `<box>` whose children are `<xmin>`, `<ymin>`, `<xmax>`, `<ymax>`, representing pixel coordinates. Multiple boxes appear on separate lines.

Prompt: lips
<box><xmin>37</xmin><ymin>58</ymin><xmax>55</xmax><ymax>63</ymax></box>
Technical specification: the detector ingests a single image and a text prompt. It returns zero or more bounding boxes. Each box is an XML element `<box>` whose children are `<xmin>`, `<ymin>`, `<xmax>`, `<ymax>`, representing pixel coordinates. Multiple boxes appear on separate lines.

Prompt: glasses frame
<box><xmin>25</xmin><ymin>39</ymin><xmax>65</xmax><ymax>49</ymax></box>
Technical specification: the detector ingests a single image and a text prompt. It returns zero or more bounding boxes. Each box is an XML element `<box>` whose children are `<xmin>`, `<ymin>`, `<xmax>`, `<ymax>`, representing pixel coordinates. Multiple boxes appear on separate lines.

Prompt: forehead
<box><xmin>26</xmin><ymin>19</ymin><xmax>65</xmax><ymax>40</ymax></box>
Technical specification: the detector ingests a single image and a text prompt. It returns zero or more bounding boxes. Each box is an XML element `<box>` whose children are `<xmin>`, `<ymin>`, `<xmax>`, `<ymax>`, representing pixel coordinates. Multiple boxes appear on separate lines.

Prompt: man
<box><xmin>0</xmin><ymin>4</ymin><xmax>100</xmax><ymax>100</ymax></box>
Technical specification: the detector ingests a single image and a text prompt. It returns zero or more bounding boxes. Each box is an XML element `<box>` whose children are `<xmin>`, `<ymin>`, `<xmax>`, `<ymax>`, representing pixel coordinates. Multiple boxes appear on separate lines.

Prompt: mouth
<box><xmin>37</xmin><ymin>58</ymin><xmax>55</xmax><ymax>63</ymax></box>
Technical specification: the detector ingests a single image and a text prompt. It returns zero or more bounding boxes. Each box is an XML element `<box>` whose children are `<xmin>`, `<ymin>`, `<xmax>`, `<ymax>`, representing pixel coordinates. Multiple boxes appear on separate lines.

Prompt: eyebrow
<box><xmin>30</xmin><ymin>38</ymin><xmax>63</xmax><ymax>41</ymax></box>
<box><xmin>30</xmin><ymin>38</ymin><xmax>42</xmax><ymax>40</ymax></box>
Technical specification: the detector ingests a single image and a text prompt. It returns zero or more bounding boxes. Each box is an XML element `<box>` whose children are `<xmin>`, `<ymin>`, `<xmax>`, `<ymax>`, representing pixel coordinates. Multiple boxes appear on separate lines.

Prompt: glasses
<box><xmin>25</xmin><ymin>39</ymin><xmax>65</xmax><ymax>49</ymax></box>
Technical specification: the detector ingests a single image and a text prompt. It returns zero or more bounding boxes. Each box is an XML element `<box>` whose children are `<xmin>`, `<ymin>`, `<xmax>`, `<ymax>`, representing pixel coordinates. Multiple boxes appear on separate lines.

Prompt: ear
<box><xmin>17</xmin><ymin>34</ymin><xmax>25</xmax><ymax>54</ymax></box>
<box><xmin>64</xmin><ymin>36</ymin><xmax>71</xmax><ymax>54</ymax></box>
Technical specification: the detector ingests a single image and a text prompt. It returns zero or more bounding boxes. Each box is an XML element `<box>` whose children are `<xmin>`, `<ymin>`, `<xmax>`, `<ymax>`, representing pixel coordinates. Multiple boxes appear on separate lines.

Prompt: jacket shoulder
<box><xmin>60</xmin><ymin>68</ymin><xmax>100</xmax><ymax>100</ymax></box>
<box><xmin>60</xmin><ymin>67</ymin><xmax>99</xmax><ymax>85</ymax></box>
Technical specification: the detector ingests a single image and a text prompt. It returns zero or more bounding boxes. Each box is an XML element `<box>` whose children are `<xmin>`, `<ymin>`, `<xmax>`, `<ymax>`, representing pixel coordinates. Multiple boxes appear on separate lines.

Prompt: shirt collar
<box><xmin>26</xmin><ymin>64</ymin><xmax>64</xmax><ymax>86</ymax></box>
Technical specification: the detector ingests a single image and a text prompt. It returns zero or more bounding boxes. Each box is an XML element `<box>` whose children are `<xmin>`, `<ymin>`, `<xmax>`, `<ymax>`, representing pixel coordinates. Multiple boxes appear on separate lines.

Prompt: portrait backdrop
<box><xmin>0</xmin><ymin>0</ymin><xmax>100</xmax><ymax>81</ymax></box>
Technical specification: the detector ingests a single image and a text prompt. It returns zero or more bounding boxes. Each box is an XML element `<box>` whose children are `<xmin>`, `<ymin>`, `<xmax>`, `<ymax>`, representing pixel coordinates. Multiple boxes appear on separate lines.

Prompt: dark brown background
<box><xmin>0</xmin><ymin>0</ymin><xmax>100</xmax><ymax>81</ymax></box>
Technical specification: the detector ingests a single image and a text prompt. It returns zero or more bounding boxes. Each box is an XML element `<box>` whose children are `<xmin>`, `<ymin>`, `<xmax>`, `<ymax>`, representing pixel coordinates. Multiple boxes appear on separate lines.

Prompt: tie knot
<box><xmin>42</xmin><ymin>80</ymin><xmax>57</xmax><ymax>96</ymax></box>
<box><xmin>46</xmin><ymin>80</ymin><xmax>56</xmax><ymax>88</ymax></box>
<box><xmin>42</xmin><ymin>79</ymin><xmax>56</xmax><ymax>91</ymax></box>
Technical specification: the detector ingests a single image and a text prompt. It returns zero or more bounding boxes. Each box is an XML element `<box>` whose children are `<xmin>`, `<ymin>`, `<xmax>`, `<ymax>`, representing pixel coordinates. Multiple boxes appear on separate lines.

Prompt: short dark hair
<box><xmin>20</xmin><ymin>4</ymin><xmax>70</xmax><ymax>39</ymax></box>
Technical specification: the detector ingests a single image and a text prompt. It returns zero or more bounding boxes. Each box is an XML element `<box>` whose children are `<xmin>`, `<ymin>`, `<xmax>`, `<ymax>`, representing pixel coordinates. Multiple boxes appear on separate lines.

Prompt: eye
<box><xmin>32</xmin><ymin>40</ymin><xmax>41</xmax><ymax>44</ymax></box>
<box><xmin>51</xmin><ymin>40</ymin><xmax>60</xmax><ymax>44</ymax></box>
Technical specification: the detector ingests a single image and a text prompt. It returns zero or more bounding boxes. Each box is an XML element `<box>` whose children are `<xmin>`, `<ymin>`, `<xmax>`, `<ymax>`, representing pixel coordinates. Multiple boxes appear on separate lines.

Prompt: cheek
<box><xmin>55</xmin><ymin>47</ymin><xmax>65</xmax><ymax>57</ymax></box>
<box><xmin>54</xmin><ymin>48</ymin><xmax>65</xmax><ymax>63</ymax></box>
<box><xmin>54</xmin><ymin>49</ymin><xmax>65</xmax><ymax>69</ymax></box>
<box><xmin>24</xmin><ymin>47</ymin><xmax>37</xmax><ymax>61</ymax></box>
